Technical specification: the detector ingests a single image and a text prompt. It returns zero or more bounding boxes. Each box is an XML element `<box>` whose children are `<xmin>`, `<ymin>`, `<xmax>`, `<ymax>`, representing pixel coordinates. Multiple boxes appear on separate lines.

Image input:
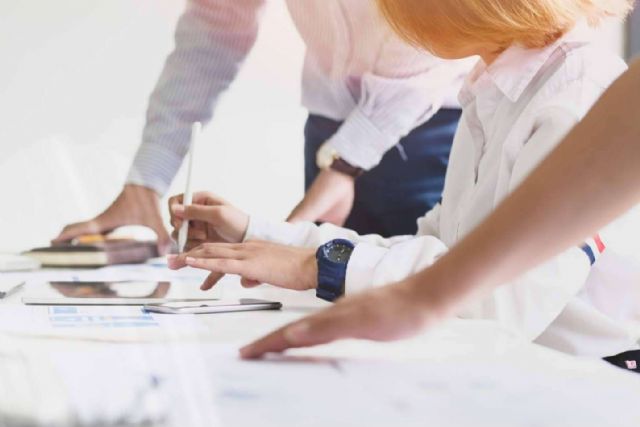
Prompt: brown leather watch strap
<box><xmin>330</xmin><ymin>158</ymin><xmax>364</xmax><ymax>178</ymax></box>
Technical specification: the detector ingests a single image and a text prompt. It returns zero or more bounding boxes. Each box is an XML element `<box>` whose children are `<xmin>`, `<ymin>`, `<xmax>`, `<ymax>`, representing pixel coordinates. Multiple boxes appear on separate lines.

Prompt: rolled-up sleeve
<box><xmin>326</xmin><ymin>35</ymin><xmax>471</xmax><ymax>170</ymax></box>
<box><xmin>127</xmin><ymin>0</ymin><xmax>265</xmax><ymax>195</ymax></box>
<box><xmin>245</xmin><ymin>204</ymin><xmax>448</xmax><ymax>295</ymax></box>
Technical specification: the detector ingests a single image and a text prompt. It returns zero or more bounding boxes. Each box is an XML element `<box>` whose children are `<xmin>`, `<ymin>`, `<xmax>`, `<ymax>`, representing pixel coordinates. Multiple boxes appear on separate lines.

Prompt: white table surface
<box><xmin>1</xmin><ymin>265</ymin><xmax>640</xmax><ymax>427</ymax></box>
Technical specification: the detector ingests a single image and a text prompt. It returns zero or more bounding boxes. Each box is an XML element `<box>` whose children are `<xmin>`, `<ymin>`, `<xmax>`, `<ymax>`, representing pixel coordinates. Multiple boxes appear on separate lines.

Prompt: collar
<box><xmin>459</xmin><ymin>21</ymin><xmax>593</xmax><ymax>105</ymax></box>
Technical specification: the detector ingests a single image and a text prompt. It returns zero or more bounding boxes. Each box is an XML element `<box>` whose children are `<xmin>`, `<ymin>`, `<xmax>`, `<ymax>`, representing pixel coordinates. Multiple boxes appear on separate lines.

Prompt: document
<box><xmin>31</xmin><ymin>342</ymin><xmax>640</xmax><ymax>427</ymax></box>
<box><xmin>0</xmin><ymin>305</ymin><xmax>207</xmax><ymax>342</ymax></box>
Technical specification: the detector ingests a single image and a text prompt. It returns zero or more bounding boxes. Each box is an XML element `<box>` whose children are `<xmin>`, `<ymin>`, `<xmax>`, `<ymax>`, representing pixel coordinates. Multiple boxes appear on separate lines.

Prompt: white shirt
<box><xmin>245</xmin><ymin>25</ymin><xmax>640</xmax><ymax>357</ymax></box>
<box><xmin>126</xmin><ymin>0</ymin><xmax>472</xmax><ymax>194</ymax></box>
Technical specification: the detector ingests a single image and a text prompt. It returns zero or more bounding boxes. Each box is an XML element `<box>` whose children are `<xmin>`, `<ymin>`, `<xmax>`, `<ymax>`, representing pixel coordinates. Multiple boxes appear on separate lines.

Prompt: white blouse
<box><xmin>245</xmin><ymin>25</ymin><xmax>640</xmax><ymax>357</ymax></box>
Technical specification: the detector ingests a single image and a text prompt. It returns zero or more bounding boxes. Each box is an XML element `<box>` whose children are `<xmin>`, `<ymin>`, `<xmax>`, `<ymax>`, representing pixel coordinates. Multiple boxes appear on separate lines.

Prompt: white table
<box><xmin>1</xmin><ymin>265</ymin><xmax>640</xmax><ymax>427</ymax></box>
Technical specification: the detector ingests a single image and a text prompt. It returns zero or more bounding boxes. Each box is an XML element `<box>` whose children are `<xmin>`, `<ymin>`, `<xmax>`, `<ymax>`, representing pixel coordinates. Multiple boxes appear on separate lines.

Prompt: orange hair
<box><xmin>377</xmin><ymin>0</ymin><xmax>633</xmax><ymax>51</ymax></box>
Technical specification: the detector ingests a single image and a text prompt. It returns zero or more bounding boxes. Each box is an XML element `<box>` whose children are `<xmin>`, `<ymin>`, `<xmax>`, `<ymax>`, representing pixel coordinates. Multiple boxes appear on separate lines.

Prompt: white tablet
<box><xmin>144</xmin><ymin>299</ymin><xmax>282</xmax><ymax>314</ymax></box>
<box><xmin>22</xmin><ymin>281</ymin><xmax>221</xmax><ymax>306</ymax></box>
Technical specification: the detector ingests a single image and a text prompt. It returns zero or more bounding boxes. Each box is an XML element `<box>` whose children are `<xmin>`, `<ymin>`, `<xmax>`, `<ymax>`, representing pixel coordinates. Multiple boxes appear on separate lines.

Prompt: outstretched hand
<box><xmin>53</xmin><ymin>184</ymin><xmax>171</xmax><ymax>254</ymax></box>
<box><xmin>167</xmin><ymin>240</ymin><xmax>317</xmax><ymax>292</ymax></box>
<box><xmin>239</xmin><ymin>276</ymin><xmax>452</xmax><ymax>359</ymax></box>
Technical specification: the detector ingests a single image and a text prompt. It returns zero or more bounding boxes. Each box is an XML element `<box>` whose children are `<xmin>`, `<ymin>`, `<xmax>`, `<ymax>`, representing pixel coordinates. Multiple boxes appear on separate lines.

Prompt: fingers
<box><xmin>167</xmin><ymin>243</ymin><xmax>240</xmax><ymax>268</ymax></box>
<box><xmin>166</xmin><ymin>254</ymin><xmax>187</xmax><ymax>270</ymax></box>
<box><xmin>240</xmin><ymin>277</ymin><xmax>262</xmax><ymax>288</ymax></box>
<box><xmin>239</xmin><ymin>306</ymin><xmax>352</xmax><ymax>359</ymax></box>
<box><xmin>239</xmin><ymin>325</ymin><xmax>294</xmax><ymax>359</ymax></box>
<box><xmin>167</xmin><ymin>194</ymin><xmax>184</xmax><ymax>214</ymax></box>
<box><xmin>201</xmin><ymin>271</ymin><xmax>225</xmax><ymax>290</ymax></box>
<box><xmin>193</xmin><ymin>191</ymin><xmax>227</xmax><ymax>206</ymax></box>
<box><xmin>170</xmin><ymin>226</ymin><xmax>207</xmax><ymax>242</ymax></box>
<box><xmin>182</xmin><ymin>205</ymin><xmax>225</xmax><ymax>224</ymax></box>
<box><xmin>185</xmin><ymin>256</ymin><xmax>244</xmax><ymax>276</ymax></box>
<box><xmin>53</xmin><ymin>220</ymin><xmax>105</xmax><ymax>243</ymax></box>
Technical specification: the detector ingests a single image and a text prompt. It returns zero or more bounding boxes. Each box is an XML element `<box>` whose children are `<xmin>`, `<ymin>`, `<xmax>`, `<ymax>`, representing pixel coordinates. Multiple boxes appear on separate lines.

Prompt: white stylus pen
<box><xmin>178</xmin><ymin>122</ymin><xmax>201</xmax><ymax>253</ymax></box>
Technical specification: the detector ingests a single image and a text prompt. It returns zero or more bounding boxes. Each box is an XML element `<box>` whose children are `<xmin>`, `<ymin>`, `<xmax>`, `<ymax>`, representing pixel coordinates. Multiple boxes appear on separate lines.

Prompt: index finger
<box><xmin>168</xmin><ymin>193</ymin><xmax>184</xmax><ymax>208</ymax></box>
<box><xmin>192</xmin><ymin>191</ymin><xmax>227</xmax><ymax>206</ymax></box>
<box><xmin>168</xmin><ymin>194</ymin><xmax>184</xmax><ymax>220</ymax></box>
<box><xmin>239</xmin><ymin>308</ymin><xmax>349</xmax><ymax>359</ymax></box>
<box><xmin>239</xmin><ymin>325</ymin><xmax>294</xmax><ymax>359</ymax></box>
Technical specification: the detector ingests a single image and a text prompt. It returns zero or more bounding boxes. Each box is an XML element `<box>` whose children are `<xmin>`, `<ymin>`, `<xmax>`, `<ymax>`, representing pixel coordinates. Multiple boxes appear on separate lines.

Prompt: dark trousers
<box><xmin>304</xmin><ymin>108</ymin><xmax>461</xmax><ymax>237</ymax></box>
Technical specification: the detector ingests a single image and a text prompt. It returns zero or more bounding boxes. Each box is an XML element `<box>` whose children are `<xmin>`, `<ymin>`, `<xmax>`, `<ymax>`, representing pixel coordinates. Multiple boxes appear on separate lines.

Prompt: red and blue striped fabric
<box><xmin>580</xmin><ymin>234</ymin><xmax>606</xmax><ymax>265</ymax></box>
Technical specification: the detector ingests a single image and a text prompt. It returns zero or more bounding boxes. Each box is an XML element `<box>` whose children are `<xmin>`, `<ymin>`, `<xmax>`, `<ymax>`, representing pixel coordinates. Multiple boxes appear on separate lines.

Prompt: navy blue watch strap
<box><xmin>315</xmin><ymin>239</ymin><xmax>354</xmax><ymax>302</ymax></box>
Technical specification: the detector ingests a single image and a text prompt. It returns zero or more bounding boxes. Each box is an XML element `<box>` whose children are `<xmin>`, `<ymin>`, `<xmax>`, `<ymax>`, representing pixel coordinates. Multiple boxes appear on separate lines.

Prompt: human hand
<box><xmin>239</xmin><ymin>276</ymin><xmax>452</xmax><ymax>359</ymax></box>
<box><xmin>168</xmin><ymin>192</ymin><xmax>249</xmax><ymax>251</ymax></box>
<box><xmin>287</xmin><ymin>169</ymin><xmax>355</xmax><ymax>225</ymax></box>
<box><xmin>53</xmin><ymin>184</ymin><xmax>171</xmax><ymax>254</ymax></box>
<box><xmin>167</xmin><ymin>240</ymin><xmax>317</xmax><ymax>291</ymax></box>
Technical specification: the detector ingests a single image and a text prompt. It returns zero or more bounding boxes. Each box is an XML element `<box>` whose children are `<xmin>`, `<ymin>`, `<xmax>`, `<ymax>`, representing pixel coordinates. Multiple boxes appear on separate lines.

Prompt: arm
<box><xmin>55</xmin><ymin>0</ymin><xmax>265</xmax><ymax>247</ymax></box>
<box><xmin>416</xmin><ymin>59</ymin><xmax>640</xmax><ymax>311</ymax></box>
<box><xmin>127</xmin><ymin>0</ymin><xmax>266</xmax><ymax>195</ymax></box>
<box><xmin>240</xmin><ymin>61</ymin><xmax>640</xmax><ymax>357</ymax></box>
<box><xmin>455</xmin><ymin>108</ymin><xmax>594</xmax><ymax>339</ymax></box>
<box><xmin>327</xmin><ymin>37</ymin><xmax>469</xmax><ymax>170</ymax></box>
<box><xmin>287</xmin><ymin>36</ymin><xmax>471</xmax><ymax>223</ymax></box>
<box><xmin>173</xmin><ymin>201</ymin><xmax>447</xmax><ymax>293</ymax></box>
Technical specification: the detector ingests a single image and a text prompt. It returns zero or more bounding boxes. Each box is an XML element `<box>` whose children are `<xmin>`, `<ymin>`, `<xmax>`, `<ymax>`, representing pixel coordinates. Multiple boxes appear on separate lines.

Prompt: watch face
<box><xmin>326</xmin><ymin>243</ymin><xmax>354</xmax><ymax>264</ymax></box>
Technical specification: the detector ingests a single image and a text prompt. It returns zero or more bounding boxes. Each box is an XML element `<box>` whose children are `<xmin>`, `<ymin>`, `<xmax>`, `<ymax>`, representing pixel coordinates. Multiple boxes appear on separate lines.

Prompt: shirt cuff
<box><xmin>243</xmin><ymin>215</ymin><xmax>298</xmax><ymax>245</ymax></box>
<box><xmin>126</xmin><ymin>143</ymin><xmax>185</xmax><ymax>196</ymax></box>
<box><xmin>327</xmin><ymin>107</ymin><xmax>398</xmax><ymax>171</ymax></box>
<box><xmin>344</xmin><ymin>243</ymin><xmax>388</xmax><ymax>295</ymax></box>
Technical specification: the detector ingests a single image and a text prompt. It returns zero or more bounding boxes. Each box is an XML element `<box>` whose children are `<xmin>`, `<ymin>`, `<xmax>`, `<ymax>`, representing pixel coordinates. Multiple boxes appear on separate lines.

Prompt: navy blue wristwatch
<box><xmin>315</xmin><ymin>239</ymin><xmax>355</xmax><ymax>302</ymax></box>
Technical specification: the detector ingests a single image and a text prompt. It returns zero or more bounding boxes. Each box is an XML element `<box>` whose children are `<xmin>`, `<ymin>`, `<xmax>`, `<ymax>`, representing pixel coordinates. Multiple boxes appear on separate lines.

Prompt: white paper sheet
<box><xmin>34</xmin><ymin>342</ymin><xmax>640</xmax><ymax>427</ymax></box>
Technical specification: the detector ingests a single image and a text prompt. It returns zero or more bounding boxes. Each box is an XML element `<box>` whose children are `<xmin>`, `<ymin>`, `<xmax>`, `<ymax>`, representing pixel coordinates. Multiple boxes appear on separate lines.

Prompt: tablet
<box><xmin>22</xmin><ymin>281</ymin><xmax>221</xmax><ymax>306</ymax></box>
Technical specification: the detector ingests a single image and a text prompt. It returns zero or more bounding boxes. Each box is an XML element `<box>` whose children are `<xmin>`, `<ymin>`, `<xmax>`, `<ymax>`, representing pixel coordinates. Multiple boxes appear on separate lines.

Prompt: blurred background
<box><xmin>0</xmin><ymin>0</ymin><xmax>635</xmax><ymax>252</ymax></box>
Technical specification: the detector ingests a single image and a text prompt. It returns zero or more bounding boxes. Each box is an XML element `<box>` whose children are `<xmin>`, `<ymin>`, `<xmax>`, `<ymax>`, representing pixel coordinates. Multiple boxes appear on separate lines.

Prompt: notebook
<box><xmin>24</xmin><ymin>240</ymin><xmax>158</xmax><ymax>268</ymax></box>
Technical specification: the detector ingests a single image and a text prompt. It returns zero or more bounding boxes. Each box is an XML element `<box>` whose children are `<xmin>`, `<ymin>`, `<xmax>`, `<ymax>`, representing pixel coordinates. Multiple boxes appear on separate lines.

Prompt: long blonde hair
<box><xmin>377</xmin><ymin>0</ymin><xmax>633</xmax><ymax>51</ymax></box>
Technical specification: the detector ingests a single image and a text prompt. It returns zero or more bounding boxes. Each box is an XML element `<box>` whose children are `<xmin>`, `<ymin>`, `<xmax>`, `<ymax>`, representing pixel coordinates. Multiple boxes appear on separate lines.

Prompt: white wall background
<box><xmin>0</xmin><ymin>0</ymin><xmax>305</xmax><ymax>252</ymax></box>
<box><xmin>0</xmin><ymin>1</ymin><xmax>627</xmax><ymax>252</ymax></box>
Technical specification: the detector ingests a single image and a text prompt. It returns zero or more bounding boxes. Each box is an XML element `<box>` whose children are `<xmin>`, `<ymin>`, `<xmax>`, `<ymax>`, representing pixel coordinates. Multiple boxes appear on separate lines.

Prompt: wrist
<box><xmin>322</xmin><ymin>167</ymin><xmax>356</xmax><ymax>182</ymax></box>
<box><xmin>316</xmin><ymin>143</ymin><xmax>364</xmax><ymax>178</ymax></box>
<box><xmin>406</xmin><ymin>256</ymin><xmax>474</xmax><ymax>321</ymax></box>
<box><xmin>123</xmin><ymin>183</ymin><xmax>160</xmax><ymax>200</ymax></box>
<box><xmin>315</xmin><ymin>239</ymin><xmax>354</xmax><ymax>302</ymax></box>
<box><xmin>303</xmin><ymin>250</ymin><xmax>318</xmax><ymax>291</ymax></box>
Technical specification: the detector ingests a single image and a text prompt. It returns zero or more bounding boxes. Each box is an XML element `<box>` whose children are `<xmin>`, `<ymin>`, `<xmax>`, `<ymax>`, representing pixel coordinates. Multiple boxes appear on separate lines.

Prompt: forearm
<box><xmin>127</xmin><ymin>0</ymin><xmax>264</xmax><ymax>194</ymax></box>
<box><xmin>410</xmin><ymin>60</ymin><xmax>640</xmax><ymax>311</ymax></box>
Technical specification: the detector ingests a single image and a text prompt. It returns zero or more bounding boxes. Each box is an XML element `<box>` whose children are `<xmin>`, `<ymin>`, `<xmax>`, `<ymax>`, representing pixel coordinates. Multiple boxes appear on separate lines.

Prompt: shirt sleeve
<box><xmin>127</xmin><ymin>0</ymin><xmax>266</xmax><ymax>195</ymax></box>
<box><xmin>458</xmin><ymin>107</ymin><xmax>594</xmax><ymax>340</ymax></box>
<box><xmin>245</xmin><ymin>203</ymin><xmax>448</xmax><ymax>295</ymax></box>
<box><xmin>325</xmin><ymin>34</ymin><xmax>472</xmax><ymax>170</ymax></box>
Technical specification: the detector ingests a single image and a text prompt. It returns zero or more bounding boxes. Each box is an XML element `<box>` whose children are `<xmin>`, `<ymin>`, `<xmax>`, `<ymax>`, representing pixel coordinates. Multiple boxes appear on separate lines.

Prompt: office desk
<box><xmin>1</xmin><ymin>266</ymin><xmax>640</xmax><ymax>427</ymax></box>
